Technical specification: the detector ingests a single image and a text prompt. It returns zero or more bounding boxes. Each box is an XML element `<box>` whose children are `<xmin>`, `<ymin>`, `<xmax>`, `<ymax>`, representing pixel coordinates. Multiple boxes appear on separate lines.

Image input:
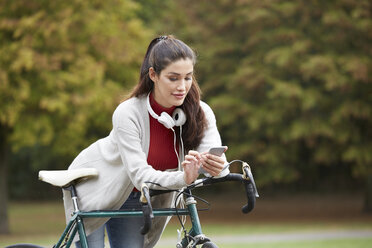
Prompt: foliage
<box><xmin>0</xmin><ymin>0</ymin><xmax>154</xmax><ymax>209</ymax></box>
<box><xmin>0</xmin><ymin>0</ymin><xmax>151</xmax><ymax>166</ymax></box>
<box><xmin>1</xmin><ymin>0</ymin><xmax>371</xmax><ymax>200</ymax></box>
<box><xmin>163</xmin><ymin>0</ymin><xmax>372</xmax><ymax>189</ymax></box>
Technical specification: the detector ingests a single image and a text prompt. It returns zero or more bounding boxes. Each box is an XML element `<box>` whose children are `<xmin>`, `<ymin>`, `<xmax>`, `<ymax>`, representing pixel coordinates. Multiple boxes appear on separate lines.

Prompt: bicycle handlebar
<box><xmin>242</xmin><ymin>179</ymin><xmax>256</xmax><ymax>213</ymax></box>
<box><xmin>140</xmin><ymin>184</ymin><xmax>154</xmax><ymax>235</ymax></box>
<box><xmin>242</xmin><ymin>162</ymin><xmax>259</xmax><ymax>213</ymax></box>
<box><xmin>191</xmin><ymin>172</ymin><xmax>258</xmax><ymax>214</ymax></box>
<box><xmin>139</xmin><ymin>161</ymin><xmax>259</xmax><ymax>234</ymax></box>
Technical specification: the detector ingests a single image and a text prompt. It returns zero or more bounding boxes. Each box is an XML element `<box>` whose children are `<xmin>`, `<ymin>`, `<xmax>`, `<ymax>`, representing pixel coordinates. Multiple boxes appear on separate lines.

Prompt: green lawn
<box><xmin>159</xmin><ymin>221</ymin><xmax>372</xmax><ymax>248</ymax></box>
<box><xmin>251</xmin><ymin>239</ymin><xmax>372</xmax><ymax>248</ymax></box>
<box><xmin>191</xmin><ymin>239</ymin><xmax>372</xmax><ymax>248</ymax></box>
<box><xmin>1</xmin><ymin>201</ymin><xmax>372</xmax><ymax>248</ymax></box>
<box><xmin>159</xmin><ymin>239</ymin><xmax>372</xmax><ymax>248</ymax></box>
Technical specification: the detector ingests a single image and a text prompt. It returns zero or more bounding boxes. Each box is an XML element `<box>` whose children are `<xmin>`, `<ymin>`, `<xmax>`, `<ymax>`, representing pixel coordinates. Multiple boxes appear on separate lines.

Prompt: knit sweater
<box><xmin>147</xmin><ymin>92</ymin><xmax>178</xmax><ymax>171</ymax></box>
<box><xmin>63</xmin><ymin>94</ymin><xmax>225</xmax><ymax>247</ymax></box>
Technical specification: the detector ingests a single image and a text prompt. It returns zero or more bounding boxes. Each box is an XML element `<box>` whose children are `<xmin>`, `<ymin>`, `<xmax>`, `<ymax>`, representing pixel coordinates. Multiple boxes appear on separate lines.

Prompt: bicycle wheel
<box><xmin>201</xmin><ymin>241</ymin><xmax>218</xmax><ymax>248</ymax></box>
<box><xmin>6</xmin><ymin>244</ymin><xmax>45</xmax><ymax>248</ymax></box>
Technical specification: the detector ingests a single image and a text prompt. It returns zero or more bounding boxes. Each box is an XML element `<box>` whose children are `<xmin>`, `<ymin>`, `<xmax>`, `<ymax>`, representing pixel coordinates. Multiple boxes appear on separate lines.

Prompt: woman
<box><xmin>63</xmin><ymin>35</ymin><xmax>227</xmax><ymax>248</ymax></box>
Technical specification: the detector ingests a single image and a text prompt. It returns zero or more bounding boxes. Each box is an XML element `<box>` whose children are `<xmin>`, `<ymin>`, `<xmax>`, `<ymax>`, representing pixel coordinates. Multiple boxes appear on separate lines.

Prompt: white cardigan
<box><xmin>63</xmin><ymin>95</ymin><xmax>225</xmax><ymax>247</ymax></box>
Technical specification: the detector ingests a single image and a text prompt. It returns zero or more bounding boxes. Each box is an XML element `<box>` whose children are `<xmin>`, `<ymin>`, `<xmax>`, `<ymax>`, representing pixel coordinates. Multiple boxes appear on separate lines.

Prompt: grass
<box><xmin>1</xmin><ymin>199</ymin><xmax>372</xmax><ymax>248</ymax></box>
<box><xmin>159</xmin><ymin>221</ymin><xmax>372</xmax><ymax>248</ymax></box>
<box><xmin>250</xmin><ymin>239</ymin><xmax>372</xmax><ymax>248</ymax></box>
<box><xmin>162</xmin><ymin>220</ymin><xmax>372</xmax><ymax>237</ymax></box>
<box><xmin>1</xmin><ymin>201</ymin><xmax>65</xmax><ymax>247</ymax></box>
<box><xmin>188</xmin><ymin>239</ymin><xmax>372</xmax><ymax>248</ymax></box>
<box><xmin>159</xmin><ymin>239</ymin><xmax>372</xmax><ymax>248</ymax></box>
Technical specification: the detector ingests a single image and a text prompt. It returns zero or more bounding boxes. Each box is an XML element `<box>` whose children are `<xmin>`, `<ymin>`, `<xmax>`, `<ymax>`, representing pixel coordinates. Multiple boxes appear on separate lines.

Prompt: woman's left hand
<box><xmin>200</xmin><ymin>153</ymin><xmax>225</xmax><ymax>177</ymax></box>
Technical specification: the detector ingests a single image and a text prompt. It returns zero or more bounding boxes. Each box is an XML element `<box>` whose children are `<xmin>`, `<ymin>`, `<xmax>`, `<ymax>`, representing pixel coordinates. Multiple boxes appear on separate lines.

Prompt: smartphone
<box><xmin>198</xmin><ymin>146</ymin><xmax>228</xmax><ymax>175</ymax></box>
<box><xmin>208</xmin><ymin>146</ymin><xmax>228</xmax><ymax>157</ymax></box>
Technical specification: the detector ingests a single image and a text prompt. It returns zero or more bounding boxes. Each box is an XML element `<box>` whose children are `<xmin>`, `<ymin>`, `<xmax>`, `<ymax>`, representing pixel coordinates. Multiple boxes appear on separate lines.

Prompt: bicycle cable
<box><xmin>143</xmin><ymin>159</ymin><xmax>245</xmax><ymax>240</ymax></box>
<box><xmin>143</xmin><ymin>181</ymin><xmax>211</xmax><ymax>238</ymax></box>
<box><xmin>174</xmin><ymin>187</ymin><xmax>212</xmax><ymax>240</ymax></box>
<box><xmin>60</xmin><ymin>220</ymin><xmax>77</xmax><ymax>248</ymax></box>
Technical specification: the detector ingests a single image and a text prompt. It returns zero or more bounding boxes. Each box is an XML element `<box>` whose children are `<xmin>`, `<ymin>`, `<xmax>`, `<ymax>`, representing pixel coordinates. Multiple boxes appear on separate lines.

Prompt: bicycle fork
<box><xmin>177</xmin><ymin>190</ymin><xmax>211</xmax><ymax>248</ymax></box>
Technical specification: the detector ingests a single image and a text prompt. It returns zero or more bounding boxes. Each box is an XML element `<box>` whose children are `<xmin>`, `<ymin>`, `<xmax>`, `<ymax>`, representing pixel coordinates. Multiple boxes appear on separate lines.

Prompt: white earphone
<box><xmin>146</xmin><ymin>93</ymin><xmax>186</xmax><ymax>129</ymax></box>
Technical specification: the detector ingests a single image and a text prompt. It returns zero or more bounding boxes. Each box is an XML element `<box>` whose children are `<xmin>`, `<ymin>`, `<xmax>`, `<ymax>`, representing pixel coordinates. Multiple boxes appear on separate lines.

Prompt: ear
<box><xmin>149</xmin><ymin>67</ymin><xmax>158</xmax><ymax>83</ymax></box>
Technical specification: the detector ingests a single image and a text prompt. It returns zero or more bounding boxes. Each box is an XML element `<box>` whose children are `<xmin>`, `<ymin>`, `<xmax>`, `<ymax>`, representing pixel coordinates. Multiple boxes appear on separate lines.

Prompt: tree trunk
<box><xmin>364</xmin><ymin>174</ymin><xmax>372</xmax><ymax>213</ymax></box>
<box><xmin>0</xmin><ymin>125</ymin><xmax>9</xmax><ymax>234</ymax></box>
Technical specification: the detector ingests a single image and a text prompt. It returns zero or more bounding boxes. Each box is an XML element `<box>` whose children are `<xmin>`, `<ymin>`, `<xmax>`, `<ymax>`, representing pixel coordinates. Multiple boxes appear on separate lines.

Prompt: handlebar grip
<box><xmin>242</xmin><ymin>182</ymin><xmax>256</xmax><ymax>214</ymax></box>
<box><xmin>140</xmin><ymin>185</ymin><xmax>154</xmax><ymax>235</ymax></box>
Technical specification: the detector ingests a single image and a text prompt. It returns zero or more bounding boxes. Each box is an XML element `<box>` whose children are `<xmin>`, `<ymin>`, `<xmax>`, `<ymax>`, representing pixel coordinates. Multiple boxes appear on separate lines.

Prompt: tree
<box><xmin>166</xmin><ymin>0</ymin><xmax>371</xmax><ymax>209</ymax></box>
<box><xmin>0</xmin><ymin>0</ymin><xmax>151</xmax><ymax>233</ymax></box>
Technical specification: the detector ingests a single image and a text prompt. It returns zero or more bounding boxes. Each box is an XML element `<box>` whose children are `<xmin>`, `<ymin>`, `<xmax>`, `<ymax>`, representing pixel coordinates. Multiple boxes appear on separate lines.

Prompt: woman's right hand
<box><xmin>182</xmin><ymin>150</ymin><xmax>201</xmax><ymax>185</ymax></box>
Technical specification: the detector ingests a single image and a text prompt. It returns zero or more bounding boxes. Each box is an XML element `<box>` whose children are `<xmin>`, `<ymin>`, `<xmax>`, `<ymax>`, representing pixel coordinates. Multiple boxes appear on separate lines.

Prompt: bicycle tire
<box><xmin>201</xmin><ymin>241</ymin><xmax>219</xmax><ymax>248</ymax></box>
<box><xmin>5</xmin><ymin>244</ymin><xmax>45</xmax><ymax>248</ymax></box>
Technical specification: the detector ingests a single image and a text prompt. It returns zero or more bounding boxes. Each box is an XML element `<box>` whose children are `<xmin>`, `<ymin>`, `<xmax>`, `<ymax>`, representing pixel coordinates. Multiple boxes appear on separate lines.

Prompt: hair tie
<box><xmin>157</xmin><ymin>35</ymin><xmax>168</xmax><ymax>42</ymax></box>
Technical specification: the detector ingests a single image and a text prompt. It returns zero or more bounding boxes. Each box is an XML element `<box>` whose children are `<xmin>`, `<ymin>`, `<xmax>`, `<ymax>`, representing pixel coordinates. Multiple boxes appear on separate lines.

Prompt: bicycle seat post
<box><xmin>64</xmin><ymin>184</ymin><xmax>80</xmax><ymax>212</ymax></box>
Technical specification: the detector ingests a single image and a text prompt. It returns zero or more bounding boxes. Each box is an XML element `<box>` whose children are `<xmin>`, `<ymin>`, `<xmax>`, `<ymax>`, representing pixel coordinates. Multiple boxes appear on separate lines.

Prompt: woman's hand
<box><xmin>200</xmin><ymin>152</ymin><xmax>225</xmax><ymax>177</ymax></box>
<box><xmin>182</xmin><ymin>150</ymin><xmax>201</xmax><ymax>185</ymax></box>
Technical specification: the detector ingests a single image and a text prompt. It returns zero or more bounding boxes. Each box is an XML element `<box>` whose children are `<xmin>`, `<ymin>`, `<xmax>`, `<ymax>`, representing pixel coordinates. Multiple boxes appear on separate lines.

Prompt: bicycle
<box><xmin>6</xmin><ymin>160</ymin><xmax>259</xmax><ymax>248</ymax></box>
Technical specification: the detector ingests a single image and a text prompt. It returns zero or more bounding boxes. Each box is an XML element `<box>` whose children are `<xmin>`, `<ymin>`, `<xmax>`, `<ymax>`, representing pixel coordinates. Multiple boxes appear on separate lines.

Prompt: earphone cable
<box><xmin>180</xmin><ymin>125</ymin><xmax>184</xmax><ymax>160</ymax></box>
<box><xmin>171</xmin><ymin>127</ymin><xmax>181</xmax><ymax>168</ymax></box>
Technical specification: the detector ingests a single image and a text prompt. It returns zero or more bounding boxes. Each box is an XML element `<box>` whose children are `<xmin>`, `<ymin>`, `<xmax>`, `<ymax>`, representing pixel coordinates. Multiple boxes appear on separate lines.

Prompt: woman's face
<box><xmin>150</xmin><ymin>58</ymin><xmax>194</xmax><ymax>108</ymax></box>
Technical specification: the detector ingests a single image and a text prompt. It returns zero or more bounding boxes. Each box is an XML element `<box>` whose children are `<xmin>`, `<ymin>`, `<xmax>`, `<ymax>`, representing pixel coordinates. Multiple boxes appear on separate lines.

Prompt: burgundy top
<box><xmin>133</xmin><ymin>93</ymin><xmax>179</xmax><ymax>191</ymax></box>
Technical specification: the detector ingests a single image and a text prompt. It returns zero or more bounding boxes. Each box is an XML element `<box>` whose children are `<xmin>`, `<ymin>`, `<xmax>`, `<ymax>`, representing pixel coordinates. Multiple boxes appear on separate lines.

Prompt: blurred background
<box><xmin>0</xmin><ymin>0</ymin><xmax>371</xmax><ymax>247</ymax></box>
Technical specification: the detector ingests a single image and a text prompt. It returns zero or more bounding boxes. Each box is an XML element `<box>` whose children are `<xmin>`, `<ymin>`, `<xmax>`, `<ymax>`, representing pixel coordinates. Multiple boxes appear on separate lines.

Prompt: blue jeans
<box><xmin>76</xmin><ymin>192</ymin><xmax>145</xmax><ymax>248</ymax></box>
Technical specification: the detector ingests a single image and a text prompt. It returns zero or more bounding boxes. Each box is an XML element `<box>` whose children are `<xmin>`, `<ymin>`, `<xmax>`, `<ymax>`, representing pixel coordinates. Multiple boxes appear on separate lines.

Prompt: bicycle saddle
<box><xmin>38</xmin><ymin>168</ymin><xmax>98</xmax><ymax>187</ymax></box>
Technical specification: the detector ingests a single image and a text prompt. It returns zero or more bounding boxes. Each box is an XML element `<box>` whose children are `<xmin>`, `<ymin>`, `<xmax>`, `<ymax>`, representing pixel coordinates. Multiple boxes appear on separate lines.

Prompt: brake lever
<box><xmin>242</xmin><ymin>162</ymin><xmax>259</xmax><ymax>197</ymax></box>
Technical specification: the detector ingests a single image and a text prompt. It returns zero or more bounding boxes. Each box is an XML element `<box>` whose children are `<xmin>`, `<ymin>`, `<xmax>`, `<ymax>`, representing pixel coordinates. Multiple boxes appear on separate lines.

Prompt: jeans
<box><xmin>76</xmin><ymin>192</ymin><xmax>145</xmax><ymax>248</ymax></box>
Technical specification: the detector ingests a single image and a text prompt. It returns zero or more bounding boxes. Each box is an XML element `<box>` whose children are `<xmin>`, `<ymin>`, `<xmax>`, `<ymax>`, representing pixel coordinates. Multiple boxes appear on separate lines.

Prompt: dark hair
<box><xmin>130</xmin><ymin>35</ymin><xmax>207</xmax><ymax>151</ymax></box>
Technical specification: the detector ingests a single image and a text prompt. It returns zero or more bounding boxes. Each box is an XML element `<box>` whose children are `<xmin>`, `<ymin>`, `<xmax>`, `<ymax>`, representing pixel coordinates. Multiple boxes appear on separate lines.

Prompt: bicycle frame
<box><xmin>54</xmin><ymin>192</ymin><xmax>202</xmax><ymax>248</ymax></box>
<box><xmin>19</xmin><ymin>161</ymin><xmax>258</xmax><ymax>248</ymax></box>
